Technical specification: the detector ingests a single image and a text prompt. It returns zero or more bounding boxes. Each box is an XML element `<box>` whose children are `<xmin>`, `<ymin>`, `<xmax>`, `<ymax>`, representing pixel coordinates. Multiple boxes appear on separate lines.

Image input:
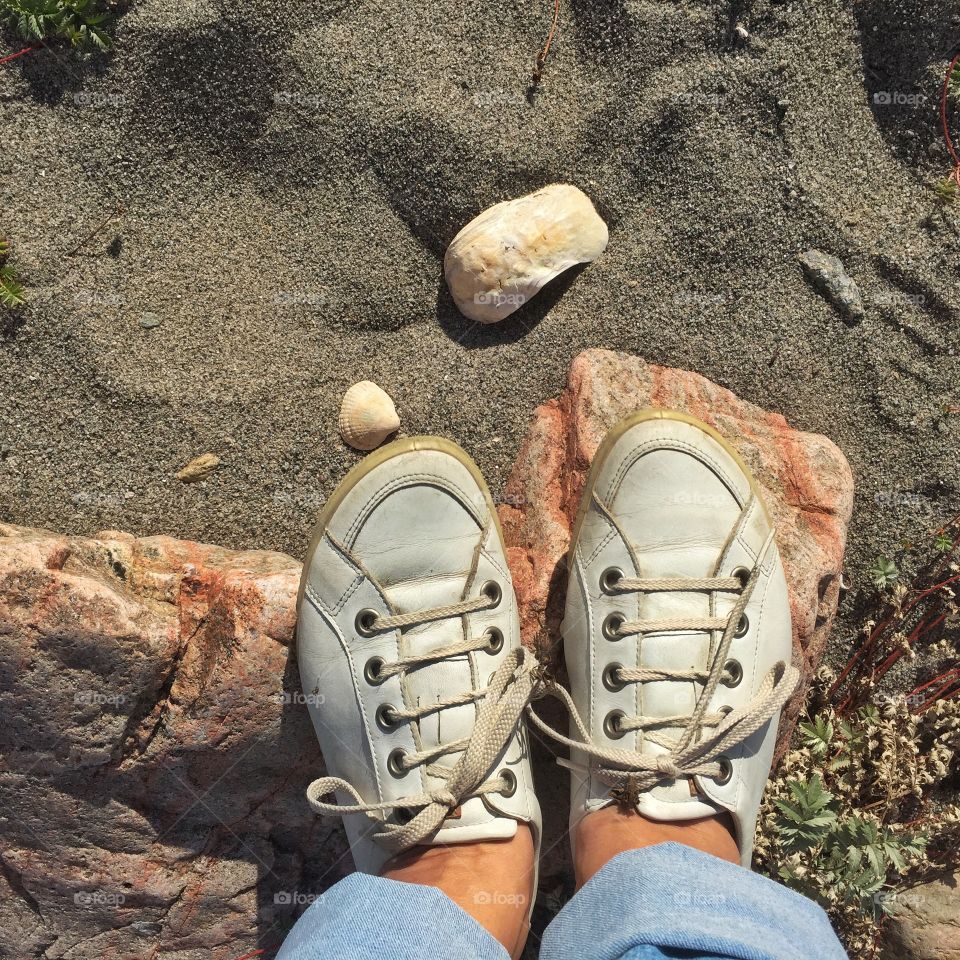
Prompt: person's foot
<box><xmin>557</xmin><ymin>410</ymin><xmax>799</xmax><ymax>878</ymax></box>
<box><xmin>296</xmin><ymin>436</ymin><xmax>540</xmax><ymax>952</ymax></box>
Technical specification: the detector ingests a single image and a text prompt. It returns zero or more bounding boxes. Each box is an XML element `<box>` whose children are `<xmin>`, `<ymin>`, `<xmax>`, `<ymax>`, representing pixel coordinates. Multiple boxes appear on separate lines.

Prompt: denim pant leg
<box><xmin>274</xmin><ymin>873</ymin><xmax>509</xmax><ymax>960</ymax></box>
<box><xmin>539</xmin><ymin>842</ymin><xmax>848</xmax><ymax>960</ymax></box>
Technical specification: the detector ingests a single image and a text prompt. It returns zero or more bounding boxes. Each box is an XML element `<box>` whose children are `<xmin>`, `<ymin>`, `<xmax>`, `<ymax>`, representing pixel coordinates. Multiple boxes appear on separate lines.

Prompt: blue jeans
<box><xmin>275</xmin><ymin>843</ymin><xmax>847</xmax><ymax>959</ymax></box>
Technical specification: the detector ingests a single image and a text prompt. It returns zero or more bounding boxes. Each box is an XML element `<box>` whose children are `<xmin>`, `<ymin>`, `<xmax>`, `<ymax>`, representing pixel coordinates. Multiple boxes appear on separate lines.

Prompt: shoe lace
<box><xmin>305</xmin><ymin>592</ymin><xmax>538</xmax><ymax>854</ymax></box>
<box><xmin>526</xmin><ymin>522</ymin><xmax>800</xmax><ymax>793</ymax></box>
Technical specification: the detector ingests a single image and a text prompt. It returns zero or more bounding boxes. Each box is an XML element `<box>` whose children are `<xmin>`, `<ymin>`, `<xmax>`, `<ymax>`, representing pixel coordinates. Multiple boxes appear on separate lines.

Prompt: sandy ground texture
<box><xmin>1</xmin><ymin>0</ymin><xmax>959</xmax><ymax>590</ymax></box>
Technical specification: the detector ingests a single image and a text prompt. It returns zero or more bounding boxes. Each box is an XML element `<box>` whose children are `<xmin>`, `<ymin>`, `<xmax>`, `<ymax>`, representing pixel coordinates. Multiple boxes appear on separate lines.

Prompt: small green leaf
<box><xmin>868</xmin><ymin>556</ymin><xmax>899</xmax><ymax>590</ymax></box>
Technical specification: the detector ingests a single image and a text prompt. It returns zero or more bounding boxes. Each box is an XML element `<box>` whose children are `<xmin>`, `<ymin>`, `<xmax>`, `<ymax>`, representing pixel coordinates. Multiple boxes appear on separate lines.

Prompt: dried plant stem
<box><xmin>532</xmin><ymin>0</ymin><xmax>560</xmax><ymax>85</ymax></box>
<box><xmin>942</xmin><ymin>52</ymin><xmax>960</xmax><ymax>185</ymax></box>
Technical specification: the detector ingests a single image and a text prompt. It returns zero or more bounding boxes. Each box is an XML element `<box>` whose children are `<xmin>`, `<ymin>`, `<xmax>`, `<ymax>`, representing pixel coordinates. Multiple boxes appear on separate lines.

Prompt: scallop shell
<box><xmin>444</xmin><ymin>183</ymin><xmax>608</xmax><ymax>324</ymax></box>
<box><xmin>338</xmin><ymin>381</ymin><xmax>401</xmax><ymax>451</ymax></box>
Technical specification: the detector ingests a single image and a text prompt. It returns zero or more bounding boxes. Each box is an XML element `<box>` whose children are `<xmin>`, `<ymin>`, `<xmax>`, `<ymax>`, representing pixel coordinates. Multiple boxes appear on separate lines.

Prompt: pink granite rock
<box><xmin>497</xmin><ymin>349</ymin><xmax>854</xmax><ymax>753</ymax></box>
<box><xmin>0</xmin><ymin>523</ymin><xmax>339</xmax><ymax>960</ymax></box>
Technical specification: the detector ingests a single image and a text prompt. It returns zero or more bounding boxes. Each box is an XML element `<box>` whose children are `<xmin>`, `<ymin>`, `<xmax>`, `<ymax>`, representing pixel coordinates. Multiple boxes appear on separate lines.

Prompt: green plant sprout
<box><xmin>868</xmin><ymin>556</ymin><xmax>898</xmax><ymax>590</ymax></box>
<box><xmin>0</xmin><ymin>237</ymin><xmax>25</xmax><ymax>308</ymax></box>
<box><xmin>1</xmin><ymin>0</ymin><xmax>114</xmax><ymax>50</ymax></box>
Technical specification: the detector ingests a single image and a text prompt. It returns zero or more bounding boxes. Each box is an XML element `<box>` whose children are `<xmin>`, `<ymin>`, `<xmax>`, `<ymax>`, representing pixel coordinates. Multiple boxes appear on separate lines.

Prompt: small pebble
<box><xmin>799</xmin><ymin>249</ymin><xmax>865</xmax><ymax>325</ymax></box>
<box><xmin>177</xmin><ymin>453</ymin><xmax>220</xmax><ymax>483</ymax></box>
<box><xmin>139</xmin><ymin>312</ymin><xmax>162</xmax><ymax>329</ymax></box>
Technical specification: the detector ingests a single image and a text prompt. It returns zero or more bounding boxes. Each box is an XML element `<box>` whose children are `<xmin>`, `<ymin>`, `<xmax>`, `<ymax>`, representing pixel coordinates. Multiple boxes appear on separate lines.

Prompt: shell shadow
<box><xmin>435</xmin><ymin>263</ymin><xmax>590</xmax><ymax>347</ymax></box>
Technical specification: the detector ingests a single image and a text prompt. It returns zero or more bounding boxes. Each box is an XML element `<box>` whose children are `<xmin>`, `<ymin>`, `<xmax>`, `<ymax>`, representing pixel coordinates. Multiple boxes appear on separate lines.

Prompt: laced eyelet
<box><xmin>355</xmin><ymin>608</ymin><xmax>379</xmax><ymax>637</ymax></box>
<box><xmin>732</xmin><ymin>566</ymin><xmax>750</xmax><ymax>589</ymax></box>
<box><xmin>718</xmin><ymin>704</ymin><xmax>733</xmax><ymax>717</ymax></box>
<box><xmin>734</xmin><ymin>613</ymin><xmax>749</xmax><ymax>638</ymax></box>
<box><xmin>603</xmin><ymin>709</ymin><xmax>627</xmax><ymax>739</ymax></box>
<box><xmin>376</xmin><ymin>703</ymin><xmax>399</xmax><ymax>731</ymax></box>
<box><xmin>602</xmin><ymin>613</ymin><xmax>624</xmax><ymax>641</ymax></box>
<box><xmin>484</xmin><ymin>627</ymin><xmax>504</xmax><ymax>654</ymax></box>
<box><xmin>364</xmin><ymin>656</ymin><xmax>387</xmax><ymax>686</ymax></box>
<box><xmin>497</xmin><ymin>768</ymin><xmax>517</xmax><ymax>798</ymax></box>
<box><xmin>721</xmin><ymin>659</ymin><xmax>742</xmax><ymax>688</ymax></box>
<box><xmin>600</xmin><ymin>567</ymin><xmax>624</xmax><ymax>594</ymax></box>
<box><xmin>481</xmin><ymin>581</ymin><xmax>502</xmax><ymax>607</ymax></box>
<box><xmin>387</xmin><ymin>748</ymin><xmax>408</xmax><ymax>777</ymax></box>
<box><xmin>603</xmin><ymin>662</ymin><xmax>626</xmax><ymax>692</ymax></box>
<box><xmin>714</xmin><ymin>756</ymin><xmax>733</xmax><ymax>785</ymax></box>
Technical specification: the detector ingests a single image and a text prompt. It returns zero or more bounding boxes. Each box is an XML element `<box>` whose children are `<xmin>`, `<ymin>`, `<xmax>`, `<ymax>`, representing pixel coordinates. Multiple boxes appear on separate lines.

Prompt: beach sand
<box><xmin>2</xmin><ymin>0</ymin><xmax>958</xmax><ymax>598</ymax></box>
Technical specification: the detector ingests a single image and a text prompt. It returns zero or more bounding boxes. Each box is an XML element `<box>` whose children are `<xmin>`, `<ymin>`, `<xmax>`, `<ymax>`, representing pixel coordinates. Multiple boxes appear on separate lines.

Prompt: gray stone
<box><xmin>799</xmin><ymin>249</ymin><xmax>866</xmax><ymax>324</ymax></box>
<box><xmin>881</xmin><ymin>873</ymin><xmax>960</xmax><ymax>960</ymax></box>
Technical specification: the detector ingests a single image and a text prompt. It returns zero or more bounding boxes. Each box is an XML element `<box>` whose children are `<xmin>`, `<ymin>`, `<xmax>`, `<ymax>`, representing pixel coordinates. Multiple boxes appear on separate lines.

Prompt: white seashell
<box><xmin>444</xmin><ymin>183</ymin><xmax>608</xmax><ymax>324</ymax></box>
<box><xmin>338</xmin><ymin>381</ymin><xmax>401</xmax><ymax>451</ymax></box>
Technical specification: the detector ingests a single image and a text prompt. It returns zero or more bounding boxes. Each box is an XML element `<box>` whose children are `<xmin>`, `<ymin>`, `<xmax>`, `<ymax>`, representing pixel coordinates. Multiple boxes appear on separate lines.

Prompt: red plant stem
<box><xmin>0</xmin><ymin>45</ymin><xmax>39</xmax><ymax>66</ymax></box>
<box><xmin>909</xmin><ymin>665</ymin><xmax>960</xmax><ymax>701</ymax></box>
<box><xmin>830</xmin><ymin>573</ymin><xmax>960</xmax><ymax>705</ymax></box>
<box><xmin>920</xmin><ymin>680</ymin><xmax>960</xmax><ymax>713</ymax></box>
<box><xmin>942</xmin><ymin>52</ymin><xmax>960</xmax><ymax>170</ymax></box>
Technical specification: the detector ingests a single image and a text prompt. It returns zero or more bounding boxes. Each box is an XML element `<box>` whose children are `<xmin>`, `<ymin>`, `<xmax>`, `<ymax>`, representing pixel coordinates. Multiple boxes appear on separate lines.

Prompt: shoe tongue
<box><xmin>351</xmin><ymin>489</ymin><xmax>484</xmax><ymax>792</ymax></box>
<box><xmin>607</xmin><ymin>465</ymin><xmax>742</xmax><ymax>811</ymax></box>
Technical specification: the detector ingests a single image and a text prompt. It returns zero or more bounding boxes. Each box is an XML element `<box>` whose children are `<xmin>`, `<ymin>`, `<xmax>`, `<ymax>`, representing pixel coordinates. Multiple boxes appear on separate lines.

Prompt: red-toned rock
<box><xmin>0</xmin><ymin>524</ymin><xmax>339</xmax><ymax>960</ymax></box>
<box><xmin>498</xmin><ymin>349</ymin><xmax>854</xmax><ymax>753</ymax></box>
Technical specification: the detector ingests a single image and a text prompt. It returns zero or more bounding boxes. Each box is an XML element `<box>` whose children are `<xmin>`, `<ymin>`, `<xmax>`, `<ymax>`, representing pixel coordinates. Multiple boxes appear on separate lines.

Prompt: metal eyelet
<box><xmin>481</xmin><ymin>581</ymin><xmax>502</xmax><ymax>607</ymax></box>
<box><xmin>484</xmin><ymin>627</ymin><xmax>504</xmax><ymax>654</ymax></box>
<box><xmin>497</xmin><ymin>768</ymin><xmax>517</xmax><ymax>798</ymax></box>
<box><xmin>600</xmin><ymin>567</ymin><xmax>624</xmax><ymax>594</ymax></box>
<box><xmin>734</xmin><ymin>613</ymin><xmax>749</xmax><ymax>638</ymax></box>
<box><xmin>376</xmin><ymin>703</ymin><xmax>399</xmax><ymax>731</ymax></box>
<box><xmin>603</xmin><ymin>709</ymin><xmax>627</xmax><ymax>739</ymax></box>
<box><xmin>721</xmin><ymin>659</ymin><xmax>742</xmax><ymax>688</ymax></box>
<box><xmin>732</xmin><ymin>566</ymin><xmax>750</xmax><ymax>589</ymax></box>
<box><xmin>603</xmin><ymin>662</ymin><xmax>626</xmax><ymax>692</ymax></box>
<box><xmin>602</xmin><ymin>613</ymin><xmax>624</xmax><ymax>641</ymax></box>
<box><xmin>714</xmin><ymin>756</ymin><xmax>733</xmax><ymax>785</ymax></box>
<box><xmin>364</xmin><ymin>656</ymin><xmax>387</xmax><ymax>686</ymax></box>
<box><xmin>387</xmin><ymin>748</ymin><xmax>408</xmax><ymax>777</ymax></box>
<box><xmin>355</xmin><ymin>608</ymin><xmax>379</xmax><ymax>637</ymax></box>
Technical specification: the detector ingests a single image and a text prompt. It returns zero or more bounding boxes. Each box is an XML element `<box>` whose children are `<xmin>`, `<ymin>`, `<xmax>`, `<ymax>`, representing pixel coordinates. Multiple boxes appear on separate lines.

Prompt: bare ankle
<box><xmin>381</xmin><ymin>825</ymin><xmax>534</xmax><ymax>958</ymax></box>
<box><xmin>574</xmin><ymin>805</ymin><xmax>740</xmax><ymax>887</ymax></box>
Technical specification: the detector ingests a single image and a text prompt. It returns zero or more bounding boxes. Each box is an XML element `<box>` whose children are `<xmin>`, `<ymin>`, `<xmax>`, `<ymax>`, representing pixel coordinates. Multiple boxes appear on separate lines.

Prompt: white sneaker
<box><xmin>554</xmin><ymin>410</ymin><xmax>799</xmax><ymax>866</ymax></box>
<box><xmin>296</xmin><ymin>436</ymin><xmax>541</xmax><ymax>877</ymax></box>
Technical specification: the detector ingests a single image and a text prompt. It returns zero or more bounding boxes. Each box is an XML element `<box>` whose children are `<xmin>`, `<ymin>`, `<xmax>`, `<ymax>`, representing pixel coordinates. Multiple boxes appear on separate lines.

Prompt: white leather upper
<box><xmin>297</xmin><ymin>442</ymin><xmax>540</xmax><ymax>875</ymax></box>
<box><xmin>563</xmin><ymin>415</ymin><xmax>793</xmax><ymax>866</ymax></box>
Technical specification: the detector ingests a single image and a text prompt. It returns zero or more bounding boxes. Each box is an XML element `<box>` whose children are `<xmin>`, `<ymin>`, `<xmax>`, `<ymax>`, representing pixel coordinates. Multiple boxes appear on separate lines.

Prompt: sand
<box><xmin>2</xmin><ymin>0</ymin><xmax>959</xmax><ymax>604</ymax></box>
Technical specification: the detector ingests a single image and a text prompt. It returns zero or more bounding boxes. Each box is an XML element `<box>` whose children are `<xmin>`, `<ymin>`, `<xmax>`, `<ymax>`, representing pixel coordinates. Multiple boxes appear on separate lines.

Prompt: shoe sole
<box><xmin>296</xmin><ymin>436</ymin><xmax>506</xmax><ymax>613</ymax></box>
<box><xmin>567</xmin><ymin>408</ymin><xmax>770</xmax><ymax>569</ymax></box>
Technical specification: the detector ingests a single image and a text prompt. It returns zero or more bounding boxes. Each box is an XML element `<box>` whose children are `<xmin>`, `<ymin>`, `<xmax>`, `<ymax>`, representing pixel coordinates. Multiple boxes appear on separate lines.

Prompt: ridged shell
<box><xmin>444</xmin><ymin>183</ymin><xmax>608</xmax><ymax>324</ymax></box>
<box><xmin>338</xmin><ymin>381</ymin><xmax>400</xmax><ymax>451</ymax></box>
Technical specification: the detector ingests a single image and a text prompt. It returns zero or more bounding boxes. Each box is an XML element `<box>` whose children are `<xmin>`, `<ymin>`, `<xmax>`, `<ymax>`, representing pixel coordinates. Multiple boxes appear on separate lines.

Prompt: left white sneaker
<box><xmin>296</xmin><ymin>436</ymin><xmax>541</xmax><ymax>877</ymax></box>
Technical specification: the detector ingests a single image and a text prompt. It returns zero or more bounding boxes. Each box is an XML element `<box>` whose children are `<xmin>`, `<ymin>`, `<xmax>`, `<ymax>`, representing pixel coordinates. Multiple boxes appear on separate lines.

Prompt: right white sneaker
<box><xmin>553</xmin><ymin>410</ymin><xmax>799</xmax><ymax>866</ymax></box>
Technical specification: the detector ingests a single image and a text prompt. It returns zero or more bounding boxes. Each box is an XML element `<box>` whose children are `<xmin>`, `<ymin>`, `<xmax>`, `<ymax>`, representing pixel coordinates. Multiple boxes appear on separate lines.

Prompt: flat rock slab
<box><xmin>498</xmin><ymin>349</ymin><xmax>854</xmax><ymax>754</ymax></box>
<box><xmin>0</xmin><ymin>524</ymin><xmax>338</xmax><ymax>960</ymax></box>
